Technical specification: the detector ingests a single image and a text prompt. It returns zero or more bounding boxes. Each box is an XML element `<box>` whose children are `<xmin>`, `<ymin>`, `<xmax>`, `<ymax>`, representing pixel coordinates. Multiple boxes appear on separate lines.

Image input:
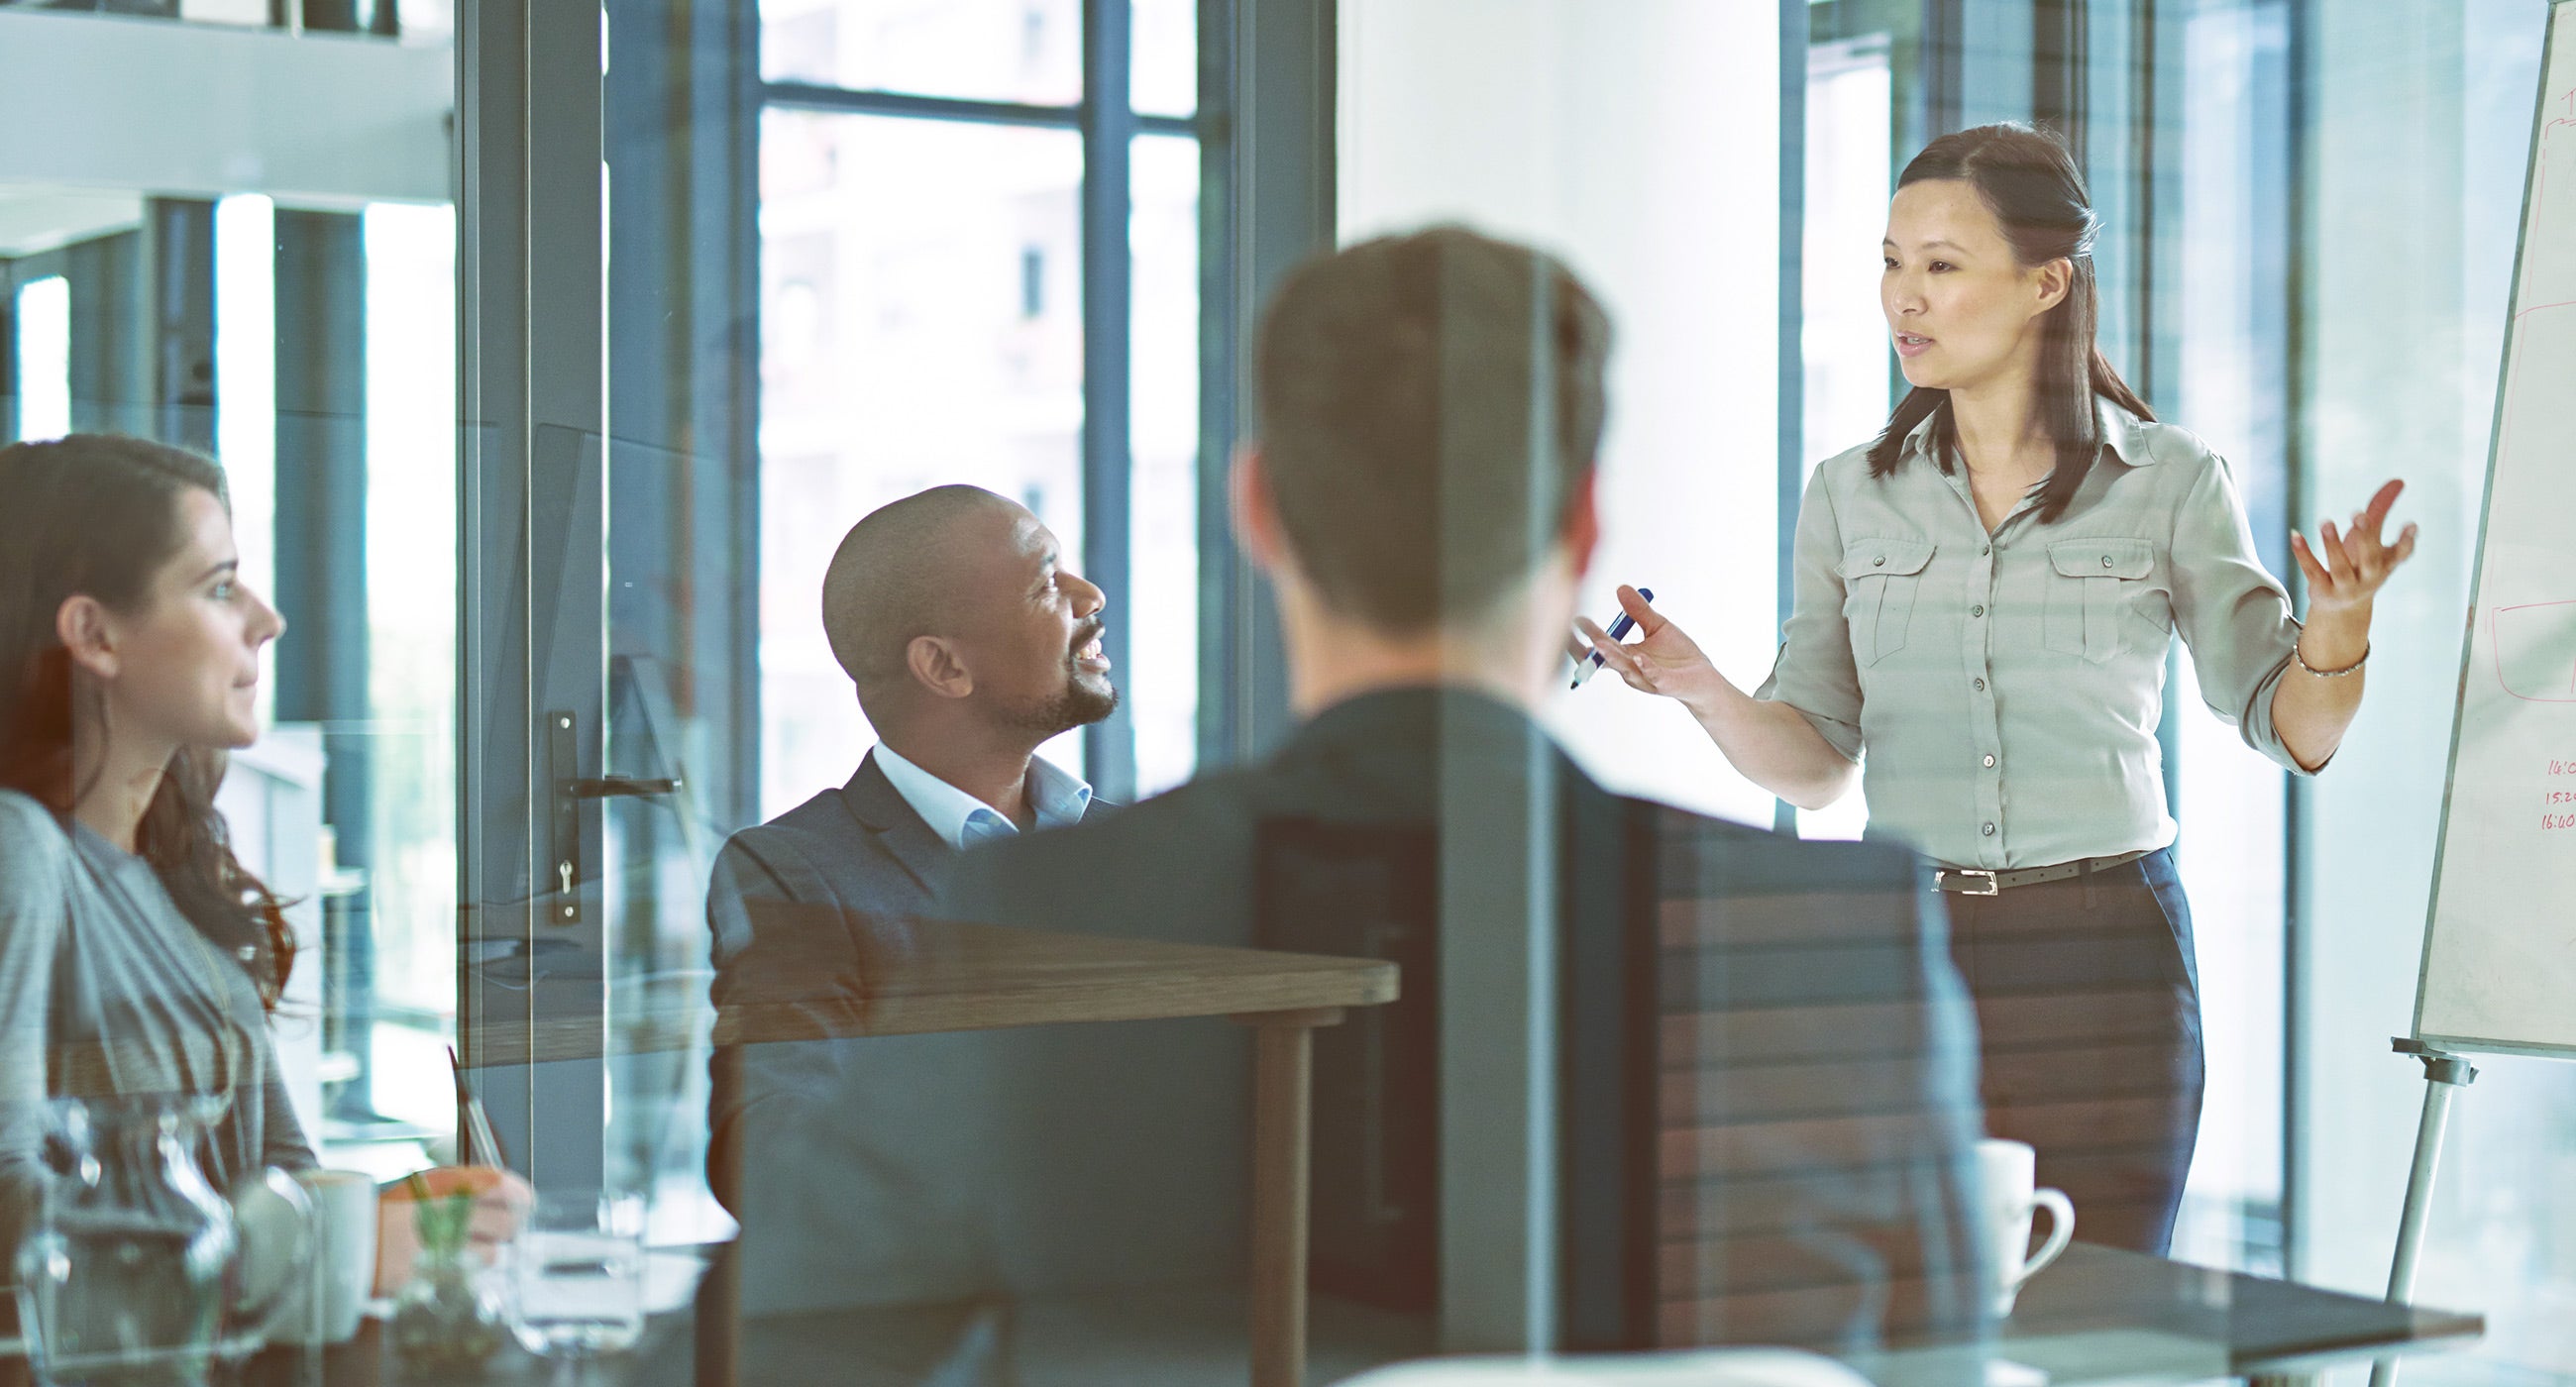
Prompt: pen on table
<box><xmin>1571</xmin><ymin>587</ymin><xmax>1653</xmax><ymax>690</ymax></box>
<box><xmin>449</xmin><ymin>1043</ymin><xmax>507</xmax><ymax>1168</ymax></box>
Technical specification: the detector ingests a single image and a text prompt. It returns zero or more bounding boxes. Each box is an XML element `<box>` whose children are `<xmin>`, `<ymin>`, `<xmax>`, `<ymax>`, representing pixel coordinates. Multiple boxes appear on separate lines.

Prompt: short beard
<box><xmin>1007</xmin><ymin>675</ymin><xmax>1121</xmax><ymax>739</ymax></box>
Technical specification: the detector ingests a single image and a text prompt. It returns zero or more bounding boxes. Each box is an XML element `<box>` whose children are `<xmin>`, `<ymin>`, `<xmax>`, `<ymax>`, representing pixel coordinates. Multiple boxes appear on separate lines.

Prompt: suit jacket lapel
<box><xmin>841</xmin><ymin>751</ymin><xmax>952</xmax><ymax>894</ymax></box>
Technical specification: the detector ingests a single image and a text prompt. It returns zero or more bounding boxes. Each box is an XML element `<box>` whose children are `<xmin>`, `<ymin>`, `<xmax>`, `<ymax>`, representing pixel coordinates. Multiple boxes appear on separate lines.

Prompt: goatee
<box><xmin>1012</xmin><ymin>676</ymin><xmax>1121</xmax><ymax>738</ymax></box>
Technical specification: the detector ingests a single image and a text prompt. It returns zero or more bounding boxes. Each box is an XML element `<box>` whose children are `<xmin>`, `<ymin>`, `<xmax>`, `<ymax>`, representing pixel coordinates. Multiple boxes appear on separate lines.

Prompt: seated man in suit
<box><xmin>932</xmin><ymin>227</ymin><xmax>1989</xmax><ymax>1360</ymax></box>
<box><xmin>706</xmin><ymin>483</ymin><xmax>1117</xmax><ymax>1334</ymax></box>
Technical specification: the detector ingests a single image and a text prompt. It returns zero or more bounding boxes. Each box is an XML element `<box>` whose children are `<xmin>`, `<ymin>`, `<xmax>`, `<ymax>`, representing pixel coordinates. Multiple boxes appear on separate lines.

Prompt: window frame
<box><xmin>757</xmin><ymin>2</ymin><xmax>1207</xmax><ymax>804</ymax></box>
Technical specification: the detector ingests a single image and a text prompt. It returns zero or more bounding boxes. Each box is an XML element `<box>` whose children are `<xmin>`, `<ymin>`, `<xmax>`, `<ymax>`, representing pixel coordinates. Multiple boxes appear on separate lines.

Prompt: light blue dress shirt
<box><xmin>872</xmin><ymin>741</ymin><xmax>1093</xmax><ymax>850</ymax></box>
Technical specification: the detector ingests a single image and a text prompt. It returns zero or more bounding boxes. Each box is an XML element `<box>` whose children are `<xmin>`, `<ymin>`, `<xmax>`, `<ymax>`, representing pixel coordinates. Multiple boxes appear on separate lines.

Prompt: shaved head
<box><xmin>823</xmin><ymin>484</ymin><xmax>1020</xmax><ymax>698</ymax></box>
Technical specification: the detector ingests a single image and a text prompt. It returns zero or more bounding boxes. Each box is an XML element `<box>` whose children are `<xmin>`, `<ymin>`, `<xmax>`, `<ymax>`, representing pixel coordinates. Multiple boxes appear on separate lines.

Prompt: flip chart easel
<box><xmin>2375</xmin><ymin>6</ymin><xmax>2576</xmax><ymax>1382</ymax></box>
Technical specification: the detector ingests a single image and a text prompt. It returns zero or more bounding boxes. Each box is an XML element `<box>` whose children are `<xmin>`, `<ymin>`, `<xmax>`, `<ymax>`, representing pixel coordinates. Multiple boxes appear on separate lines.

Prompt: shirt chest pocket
<box><xmin>1839</xmin><ymin>539</ymin><xmax>1936</xmax><ymax>667</ymax></box>
<box><xmin>2045</xmin><ymin>538</ymin><xmax>2162</xmax><ymax>665</ymax></box>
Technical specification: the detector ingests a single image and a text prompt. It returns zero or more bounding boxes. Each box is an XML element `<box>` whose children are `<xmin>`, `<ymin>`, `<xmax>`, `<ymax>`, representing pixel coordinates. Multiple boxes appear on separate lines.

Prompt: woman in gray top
<box><xmin>0</xmin><ymin>435</ymin><xmax>508</xmax><ymax>1310</ymax></box>
<box><xmin>1580</xmin><ymin>125</ymin><xmax>2418</xmax><ymax>1253</ymax></box>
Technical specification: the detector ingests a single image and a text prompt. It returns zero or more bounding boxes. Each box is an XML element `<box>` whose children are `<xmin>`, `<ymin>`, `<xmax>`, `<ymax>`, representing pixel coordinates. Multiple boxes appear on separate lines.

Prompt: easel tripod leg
<box><xmin>2367</xmin><ymin>1041</ymin><xmax>2478</xmax><ymax>1387</ymax></box>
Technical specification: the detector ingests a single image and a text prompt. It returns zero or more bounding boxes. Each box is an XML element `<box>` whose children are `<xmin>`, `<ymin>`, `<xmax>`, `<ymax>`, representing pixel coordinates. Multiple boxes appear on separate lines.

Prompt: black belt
<box><xmin>1933</xmin><ymin>849</ymin><xmax>2154</xmax><ymax>897</ymax></box>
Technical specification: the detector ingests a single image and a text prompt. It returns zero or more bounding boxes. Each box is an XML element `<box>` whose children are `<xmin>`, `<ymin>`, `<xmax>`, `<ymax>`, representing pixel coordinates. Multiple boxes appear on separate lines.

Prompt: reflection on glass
<box><xmin>1130</xmin><ymin>132</ymin><xmax>1198</xmax><ymax>795</ymax></box>
<box><xmin>759</xmin><ymin>110</ymin><xmax>1086</xmax><ymax>818</ymax></box>
<box><xmin>761</xmin><ymin>0</ymin><xmax>1082</xmax><ymax>107</ymax></box>
<box><xmin>1131</xmin><ymin>0</ymin><xmax>1197</xmax><ymax>118</ymax></box>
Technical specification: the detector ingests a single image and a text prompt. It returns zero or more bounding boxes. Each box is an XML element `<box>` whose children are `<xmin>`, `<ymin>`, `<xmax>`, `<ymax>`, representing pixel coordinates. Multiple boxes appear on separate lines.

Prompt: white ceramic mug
<box><xmin>1976</xmin><ymin>1138</ymin><xmax>2074</xmax><ymax>1317</ymax></box>
<box><xmin>286</xmin><ymin>1168</ymin><xmax>379</xmax><ymax>1344</ymax></box>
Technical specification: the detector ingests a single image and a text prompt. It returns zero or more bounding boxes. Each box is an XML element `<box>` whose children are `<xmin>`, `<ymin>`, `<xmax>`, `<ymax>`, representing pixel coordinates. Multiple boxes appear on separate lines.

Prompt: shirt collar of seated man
<box><xmin>821</xmin><ymin>485</ymin><xmax>1118</xmax><ymax>837</ymax></box>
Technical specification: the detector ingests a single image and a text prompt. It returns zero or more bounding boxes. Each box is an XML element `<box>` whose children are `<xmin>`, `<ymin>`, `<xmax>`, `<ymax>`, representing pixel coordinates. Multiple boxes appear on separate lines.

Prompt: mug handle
<box><xmin>2008</xmin><ymin>1187</ymin><xmax>2076</xmax><ymax>1292</ymax></box>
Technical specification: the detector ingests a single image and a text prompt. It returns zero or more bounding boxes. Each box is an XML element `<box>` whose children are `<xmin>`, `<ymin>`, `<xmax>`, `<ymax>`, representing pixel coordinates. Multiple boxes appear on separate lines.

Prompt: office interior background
<box><xmin>0</xmin><ymin>0</ymin><xmax>2569</xmax><ymax>1380</ymax></box>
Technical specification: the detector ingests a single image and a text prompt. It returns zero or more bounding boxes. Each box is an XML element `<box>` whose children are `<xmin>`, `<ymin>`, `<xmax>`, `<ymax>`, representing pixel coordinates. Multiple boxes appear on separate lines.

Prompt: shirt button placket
<box><xmin>1968</xmin><ymin>536</ymin><xmax>2005</xmax><ymax>868</ymax></box>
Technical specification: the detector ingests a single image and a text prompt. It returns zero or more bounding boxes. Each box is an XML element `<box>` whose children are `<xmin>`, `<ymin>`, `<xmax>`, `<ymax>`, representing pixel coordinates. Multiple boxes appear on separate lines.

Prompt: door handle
<box><xmin>568</xmin><ymin>777</ymin><xmax>681</xmax><ymax>800</ymax></box>
<box><xmin>545</xmin><ymin>712</ymin><xmax>684</xmax><ymax>925</ymax></box>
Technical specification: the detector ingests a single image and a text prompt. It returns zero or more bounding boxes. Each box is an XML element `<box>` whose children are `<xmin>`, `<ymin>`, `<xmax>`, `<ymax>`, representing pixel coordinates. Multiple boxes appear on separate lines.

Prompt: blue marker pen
<box><xmin>1570</xmin><ymin>587</ymin><xmax>1653</xmax><ymax>689</ymax></box>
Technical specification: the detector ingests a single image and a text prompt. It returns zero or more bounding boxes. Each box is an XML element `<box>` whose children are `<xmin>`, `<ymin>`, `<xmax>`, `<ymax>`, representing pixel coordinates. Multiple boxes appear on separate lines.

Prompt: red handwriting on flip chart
<box><xmin>2543</xmin><ymin>759</ymin><xmax>2576</xmax><ymax>829</ymax></box>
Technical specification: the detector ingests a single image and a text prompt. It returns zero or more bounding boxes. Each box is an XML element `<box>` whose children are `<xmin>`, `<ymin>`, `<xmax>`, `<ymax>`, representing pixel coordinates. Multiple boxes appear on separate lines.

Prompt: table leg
<box><xmin>1235</xmin><ymin>1007</ymin><xmax>1345</xmax><ymax>1387</ymax></box>
<box><xmin>696</xmin><ymin>1239</ymin><xmax>739</xmax><ymax>1387</ymax></box>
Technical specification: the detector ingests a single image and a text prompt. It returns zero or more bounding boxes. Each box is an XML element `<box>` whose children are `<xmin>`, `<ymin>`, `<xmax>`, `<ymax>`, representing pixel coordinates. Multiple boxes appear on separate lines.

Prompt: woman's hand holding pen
<box><xmin>1575</xmin><ymin>585</ymin><xmax>1857</xmax><ymax>810</ymax></box>
<box><xmin>1575</xmin><ymin>585</ymin><xmax>1728</xmax><ymax>711</ymax></box>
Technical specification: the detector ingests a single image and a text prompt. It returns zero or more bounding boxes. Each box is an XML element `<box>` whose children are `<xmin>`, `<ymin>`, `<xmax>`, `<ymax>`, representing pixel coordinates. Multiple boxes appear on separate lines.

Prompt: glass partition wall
<box><xmin>8</xmin><ymin>0</ymin><xmax>2575</xmax><ymax>1381</ymax></box>
<box><xmin>0</xmin><ymin>5</ymin><xmax>462</xmax><ymax>1182</ymax></box>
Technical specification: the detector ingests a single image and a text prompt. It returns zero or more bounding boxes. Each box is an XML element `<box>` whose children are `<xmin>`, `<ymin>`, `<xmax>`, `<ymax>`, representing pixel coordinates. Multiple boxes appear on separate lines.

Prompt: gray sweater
<box><xmin>0</xmin><ymin>788</ymin><xmax>313</xmax><ymax>1279</ymax></box>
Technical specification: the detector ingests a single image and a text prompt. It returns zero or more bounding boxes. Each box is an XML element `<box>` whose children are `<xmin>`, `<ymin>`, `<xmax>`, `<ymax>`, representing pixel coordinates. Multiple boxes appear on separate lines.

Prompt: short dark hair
<box><xmin>1253</xmin><ymin>225</ymin><xmax>1612</xmax><ymax>632</ymax></box>
<box><xmin>822</xmin><ymin>483</ymin><xmax>1016</xmax><ymax>695</ymax></box>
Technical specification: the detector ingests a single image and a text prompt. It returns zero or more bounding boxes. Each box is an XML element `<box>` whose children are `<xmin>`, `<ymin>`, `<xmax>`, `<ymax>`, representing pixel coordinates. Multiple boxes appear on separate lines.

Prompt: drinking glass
<box><xmin>504</xmin><ymin>1191</ymin><xmax>646</xmax><ymax>1380</ymax></box>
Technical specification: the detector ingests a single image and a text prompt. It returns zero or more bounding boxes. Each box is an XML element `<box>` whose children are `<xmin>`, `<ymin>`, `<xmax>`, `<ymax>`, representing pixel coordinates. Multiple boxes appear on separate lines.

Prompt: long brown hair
<box><xmin>0</xmin><ymin>434</ymin><xmax>295</xmax><ymax>1010</ymax></box>
<box><xmin>1865</xmin><ymin>123</ymin><xmax>2155</xmax><ymax>522</ymax></box>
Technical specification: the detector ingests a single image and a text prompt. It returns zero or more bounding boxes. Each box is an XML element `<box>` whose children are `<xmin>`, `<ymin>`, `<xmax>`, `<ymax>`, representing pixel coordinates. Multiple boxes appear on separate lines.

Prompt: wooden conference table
<box><xmin>3</xmin><ymin>1202</ymin><xmax>2487</xmax><ymax>1387</ymax></box>
<box><xmin>6</xmin><ymin>925</ymin><xmax>2483</xmax><ymax>1387</ymax></box>
<box><xmin>484</xmin><ymin>917</ymin><xmax>1401</xmax><ymax>1387</ymax></box>
<box><xmin>38</xmin><ymin>1239</ymin><xmax>2458</xmax><ymax>1387</ymax></box>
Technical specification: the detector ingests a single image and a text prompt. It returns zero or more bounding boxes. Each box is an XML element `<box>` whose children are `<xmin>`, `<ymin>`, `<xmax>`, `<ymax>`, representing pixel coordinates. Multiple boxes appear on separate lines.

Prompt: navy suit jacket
<box><xmin>936</xmin><ymin>689</ymin><xmax>1988</xmax><ymax>1354</ymax></box>
<box><xmin>705</xmin><ymin>751</ymin><xmax>1109</xmax><ymax>1315</ymax></box>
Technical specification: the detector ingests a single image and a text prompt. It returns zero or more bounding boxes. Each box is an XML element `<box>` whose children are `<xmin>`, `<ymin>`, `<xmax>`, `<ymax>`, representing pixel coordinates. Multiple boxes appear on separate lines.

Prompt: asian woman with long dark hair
<box><xmin>1581</xmin><ymin>125</ymin><xmax>2416</xmax><ymax>1252</ymax></box>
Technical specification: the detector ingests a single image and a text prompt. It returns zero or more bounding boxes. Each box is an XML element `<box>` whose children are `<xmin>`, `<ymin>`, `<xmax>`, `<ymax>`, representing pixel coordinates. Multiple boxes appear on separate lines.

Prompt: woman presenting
<box><xmin>1581</xmin><ymin>124</ymin><xmax>2415</xmax><ymax>1253</ymax></box>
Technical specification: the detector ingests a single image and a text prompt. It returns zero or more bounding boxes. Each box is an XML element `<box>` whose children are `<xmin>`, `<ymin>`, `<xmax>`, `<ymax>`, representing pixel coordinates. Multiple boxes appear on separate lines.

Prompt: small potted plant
<box><xmin>387</xmin><ymin>1173</ymin><xmax>507</xmax><ymax>1376</ymax></box>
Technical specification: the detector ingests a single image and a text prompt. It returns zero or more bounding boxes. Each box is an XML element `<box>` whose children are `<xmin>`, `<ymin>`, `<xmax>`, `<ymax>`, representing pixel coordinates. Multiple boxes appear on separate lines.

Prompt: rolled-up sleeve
<box><xmin>2169</xmin><ymin>453</ymin><xmax>2311</xmax><ymax>775</ymax></box>
<box><xmin>1756</xmin><ymin>468</ymin><xmax>1866</xmax><ymax>761</ymax></box>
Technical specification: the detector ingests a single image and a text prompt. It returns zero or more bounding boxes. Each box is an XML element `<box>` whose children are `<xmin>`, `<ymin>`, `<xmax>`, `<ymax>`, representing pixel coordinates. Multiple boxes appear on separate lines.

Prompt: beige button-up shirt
<box><xmin>1758</xmin><ymin>397</ymin><xmax>2313</xmax><ymax>870</ymax></box>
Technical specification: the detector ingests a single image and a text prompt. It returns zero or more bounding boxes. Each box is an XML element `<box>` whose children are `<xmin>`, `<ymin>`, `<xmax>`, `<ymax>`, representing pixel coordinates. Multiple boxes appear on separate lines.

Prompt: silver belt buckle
<box><xmin>1942</xmin><ymin>869</ymin><xmax>2000</xmax><ymax>897</ymax></box>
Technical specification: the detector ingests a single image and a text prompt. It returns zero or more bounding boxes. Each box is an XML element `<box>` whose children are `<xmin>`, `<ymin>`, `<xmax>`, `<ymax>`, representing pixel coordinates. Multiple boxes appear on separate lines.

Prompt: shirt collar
<box><xmin>871</xmin><ymin>740</ymin><xmax>1093</xmax><ymax>852</ymax></box>
<box><xmin>1899</xmin><ymin>394</ymin><xmax>2156</xmax><ymax>466</ymax></box>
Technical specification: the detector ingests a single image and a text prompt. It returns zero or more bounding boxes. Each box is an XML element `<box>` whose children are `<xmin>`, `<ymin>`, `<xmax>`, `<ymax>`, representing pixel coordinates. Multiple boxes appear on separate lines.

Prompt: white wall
<box><xmin>1339</xmin><ymin>0</ymin><xmax>1783</xmax><ymax>828</ymax></box>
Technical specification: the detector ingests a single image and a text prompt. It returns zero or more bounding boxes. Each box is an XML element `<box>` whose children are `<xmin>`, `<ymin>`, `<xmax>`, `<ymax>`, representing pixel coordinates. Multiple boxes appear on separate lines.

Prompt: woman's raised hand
<box><xmin>2292</xmin><ymin>479</ymin><xmax>2419</xmax><ymax>616</ymax></box>
<box><xmin>1574</xmin><ymin>586</ymin><xmax>1728</xmax><ymax>710</ymax></box>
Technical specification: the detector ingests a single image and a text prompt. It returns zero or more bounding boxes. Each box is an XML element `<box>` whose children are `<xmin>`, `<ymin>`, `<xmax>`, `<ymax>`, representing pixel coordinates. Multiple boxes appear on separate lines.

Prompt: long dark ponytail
<box><xmin>0</xmin><ymin>435</ymin><xmax>295</xmax><ymax>1011</ymax></box>
<box><xmin>1865</xmin><ymin>122</ymin><xmax>2154</xmax><ymax>522</ymax></box>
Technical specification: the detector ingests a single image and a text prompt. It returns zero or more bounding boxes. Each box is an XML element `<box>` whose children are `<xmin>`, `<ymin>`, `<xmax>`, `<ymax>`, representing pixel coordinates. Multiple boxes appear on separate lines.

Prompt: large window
<box><xmin>756</xmin><ymin>0</ymin><xmax>1204</xmax><ymax>816</ymax></box>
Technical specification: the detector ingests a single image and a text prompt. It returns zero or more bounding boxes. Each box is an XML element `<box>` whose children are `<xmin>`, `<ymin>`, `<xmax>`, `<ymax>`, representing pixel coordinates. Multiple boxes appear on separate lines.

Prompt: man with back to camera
<box><xmin>704</xmin><ymin>484</ymin><xmax>1118</xmax><ymax>1355</ymax></box>
<box><xmin>931</xmin><ymin>226</ymin><xmax>1992</xmax><ymax>1363</ymax></box>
